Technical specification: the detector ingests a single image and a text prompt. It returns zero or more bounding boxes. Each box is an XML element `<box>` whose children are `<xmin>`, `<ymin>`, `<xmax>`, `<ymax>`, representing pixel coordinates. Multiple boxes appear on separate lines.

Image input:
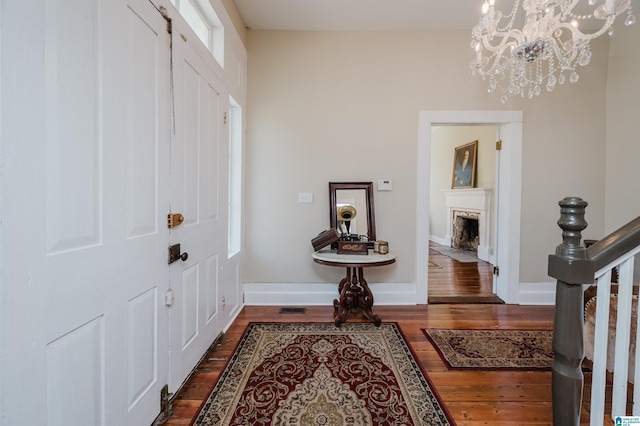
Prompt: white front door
<box><xmin>1</xmin><ymin>0</ymin><xmax>172</xmax><ymax>424</ymax></box>
<box><xmin>168</xmin><ymin>22</ymin><xmax>225</xmax><ymax>392</ymax></box>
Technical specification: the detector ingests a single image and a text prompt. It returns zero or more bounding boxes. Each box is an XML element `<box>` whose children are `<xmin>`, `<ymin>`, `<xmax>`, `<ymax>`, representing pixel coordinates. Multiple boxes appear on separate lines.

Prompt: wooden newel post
<box><xmin>548</xmin><ymin>197</ymin><xmax>595</xmax><ymax>426</ymax></box>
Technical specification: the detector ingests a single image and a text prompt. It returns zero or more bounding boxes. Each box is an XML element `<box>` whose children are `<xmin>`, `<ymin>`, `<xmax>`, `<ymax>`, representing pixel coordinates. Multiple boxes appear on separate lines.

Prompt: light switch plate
<box><xmin>377</xmin><ymin>180</ymin><xmax>393</xmax><ymax>191</ymax></box>
<box><xmin>298</xmin><ymin>192</ymin><xmax>313</xmax><ymax>203</ymax></box>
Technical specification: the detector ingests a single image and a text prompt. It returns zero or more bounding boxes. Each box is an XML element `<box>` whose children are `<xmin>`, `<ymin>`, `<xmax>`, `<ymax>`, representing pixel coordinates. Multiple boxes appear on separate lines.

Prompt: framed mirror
<box><xmin>329</xmin><ymin>182</ymin><xmax>376</xmax><ymax>247</ymax></box>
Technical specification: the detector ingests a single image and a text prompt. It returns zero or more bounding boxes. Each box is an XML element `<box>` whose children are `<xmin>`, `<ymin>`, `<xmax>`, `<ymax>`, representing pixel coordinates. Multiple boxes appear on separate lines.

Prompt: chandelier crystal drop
<box><xmin>471</xmin><ymin>0</ymin><xmax>636</xmax><ymax>103</ymax></box>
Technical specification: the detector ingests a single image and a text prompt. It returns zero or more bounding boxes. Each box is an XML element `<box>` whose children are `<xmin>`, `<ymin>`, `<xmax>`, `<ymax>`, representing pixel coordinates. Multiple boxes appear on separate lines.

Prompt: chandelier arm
<box><xmin>549</xmin><ymin>16</ymin><xmax>616</xmax><ymax>43</ymax></box>
<box><xmin>479</xmin><ymin>50</ymin><xmax>510</xmax><ymax>76</ymax></box>
<box><xmin>480</xmin><ymin>29</ymin><xmax>525</xmax><ymax>53</ymax></box>
<box><xmin>572</xmin><ymin>16</ymin><xmax>617</xmax><ymax>40</ymax></box>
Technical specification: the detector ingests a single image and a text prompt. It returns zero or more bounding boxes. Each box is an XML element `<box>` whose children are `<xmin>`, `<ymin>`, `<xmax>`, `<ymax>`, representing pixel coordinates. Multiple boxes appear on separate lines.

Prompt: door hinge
<box><xmin>493</xmin><ymin>266</ymin><xmax>500</xmax><ymax>276</ymax></box>
<box><xmin>496</xmin><ymin>140</ymin><xmax>502</xmax><ymax>150</ymax></box>
<box><xmin>158</xmin><ymin>6</ymin><xmax>172</xmax><ymax>35</ymax></box>
<box><xmin>224</xmin><ymin>111</ymin><xmax>228</xmax><ymax>125</ymax></box>
<box><xmin>167</xmin><ymin>213</ymin><xmax>184</xmax><ymax>228</ymax></box>
<box><xmin>161</xmin><ymin>385</ymin><xmax>172</xmax><ymax>414</ymax></box>
<box><xmin>153</xmin><ymin>384</ymin><xmax>173</xmax><ymax>425</ymax></box>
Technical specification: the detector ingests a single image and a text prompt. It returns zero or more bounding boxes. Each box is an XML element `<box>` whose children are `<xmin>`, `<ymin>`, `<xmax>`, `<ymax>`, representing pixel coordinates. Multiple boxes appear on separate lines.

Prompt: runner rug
<box><xmin>192</xmin><ymin>322</ymin><xmax>455</xmax><ymax>425</ymax></box>
<box><xmin>423</xmin><ymin>329</ymin><xmax>553</xmax><ymax>370</ymax></box>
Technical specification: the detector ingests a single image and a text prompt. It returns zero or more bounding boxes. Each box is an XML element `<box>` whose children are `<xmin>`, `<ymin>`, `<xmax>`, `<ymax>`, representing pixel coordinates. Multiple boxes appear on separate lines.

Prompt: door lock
<box><xmin>168</xmin><ymin>244</ymin><xmax>188</xmax><ymax>264</ymax></box>
<box><xmin>168</xmin><ymin>213</ymin><xmax>184</xmax><ymax>228</ymax></box>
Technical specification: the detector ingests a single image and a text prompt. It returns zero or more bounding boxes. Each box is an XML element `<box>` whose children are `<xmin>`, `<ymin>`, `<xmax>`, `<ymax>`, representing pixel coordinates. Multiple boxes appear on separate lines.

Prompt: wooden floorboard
<box><xmin>428</xmin><ymin>241</ymin><xmax>504</xmax><ymax>304</ymax></box>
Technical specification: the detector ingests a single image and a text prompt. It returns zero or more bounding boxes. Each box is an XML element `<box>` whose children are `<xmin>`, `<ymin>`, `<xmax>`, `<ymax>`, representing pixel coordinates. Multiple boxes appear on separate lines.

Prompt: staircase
<box><xmin>548</xmin><ymin>197</ymin><xmax>640</xmax><ymax>425</ymax></box>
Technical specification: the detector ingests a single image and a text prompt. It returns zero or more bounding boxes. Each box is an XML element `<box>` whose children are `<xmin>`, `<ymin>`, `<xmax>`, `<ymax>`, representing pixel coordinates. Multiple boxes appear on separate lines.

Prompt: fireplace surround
<box><xmin>443</xmin><ymin>188</ymin><xmax>492</xmax><ymax>262</ymax></box>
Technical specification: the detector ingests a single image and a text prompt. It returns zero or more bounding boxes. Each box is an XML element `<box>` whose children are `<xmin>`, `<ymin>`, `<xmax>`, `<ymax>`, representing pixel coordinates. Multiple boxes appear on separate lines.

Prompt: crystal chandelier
<box><xmin>470</xmin><ymin>0</ymin><xmax>636</xmax><ymax>102</ymax></box>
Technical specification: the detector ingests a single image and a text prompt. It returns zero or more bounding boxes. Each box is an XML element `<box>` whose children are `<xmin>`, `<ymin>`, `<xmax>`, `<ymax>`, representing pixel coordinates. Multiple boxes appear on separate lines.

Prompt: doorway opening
<box><xmin>427</xmin><ymin>124</ymin><xmax>499</xmax><ymax>303</ymax></box>
<box><xmin>415</xmin><ymin>111</ymin><xmax>523</xmax><ymax>305</ymax></box>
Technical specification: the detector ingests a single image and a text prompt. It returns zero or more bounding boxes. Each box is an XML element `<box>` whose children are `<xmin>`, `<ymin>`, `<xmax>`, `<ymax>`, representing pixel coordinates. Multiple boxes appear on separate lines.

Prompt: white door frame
<box><xmin>417</xmin><ymin>110</ymin><xmax>523</xmax><ymax>304</ymax></box>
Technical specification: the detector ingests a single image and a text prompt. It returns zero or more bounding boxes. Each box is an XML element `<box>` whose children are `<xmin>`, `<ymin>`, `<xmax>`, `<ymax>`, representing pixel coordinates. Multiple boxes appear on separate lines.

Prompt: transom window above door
<box><xmin>171</xmin><ymin>0</ymin><xmax>225</xmax><ymax>67</ymax></box>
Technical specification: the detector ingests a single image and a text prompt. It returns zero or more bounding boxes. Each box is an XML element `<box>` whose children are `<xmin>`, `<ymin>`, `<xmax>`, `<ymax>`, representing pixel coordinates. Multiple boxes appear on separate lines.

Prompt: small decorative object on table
<box><xmin>337</xmin><ymin>240</ymin><xmax>368</xmax><ymax>255</ymax></box>
<box><xmin>337</xmin><ymin>205</ymin><xmax>357</xmax><ymax>238</ymax></box>
<box><xmin>311</xmin><ymin>229</ymin><xmax>340</xmax><ymax>251</ymax></box>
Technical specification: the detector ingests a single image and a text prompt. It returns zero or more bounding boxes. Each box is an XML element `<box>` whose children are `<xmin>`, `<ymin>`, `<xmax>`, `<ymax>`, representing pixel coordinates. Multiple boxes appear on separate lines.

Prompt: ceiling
<box><xmin>232</xmin><ymin>0</ymin><xmax>485</xmax><ymax>31</ymax></box>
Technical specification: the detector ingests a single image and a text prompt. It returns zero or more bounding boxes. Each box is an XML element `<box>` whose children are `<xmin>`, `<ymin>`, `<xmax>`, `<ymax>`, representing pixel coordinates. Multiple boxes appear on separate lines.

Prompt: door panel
<box><xmin>181</xmin><ymin>264</ymin><xmax>200</xmax><ymax>348</ymax></box>
<box><xmin>169</xmin><ymin>28</ymin><xmax>223</xmax><ymax>392</ymax></box>
<box><xmin>44</xmin><ymin>0</ymin><xmax>101</xmax><ymax>255</ymax></box>
<box><xmin>204</xmin><ymin>255</ymin><xmax>219</xmax><ymax>322</ymax></box>
<box><xmin>46</xmin><ymin>316</ymin><xmax>104</xmax><ymax>425</ymax></box>
<box><xmin>127</xmin><ymin>287</ymin><xmax>158</xmax><ymax>408</ymax></box>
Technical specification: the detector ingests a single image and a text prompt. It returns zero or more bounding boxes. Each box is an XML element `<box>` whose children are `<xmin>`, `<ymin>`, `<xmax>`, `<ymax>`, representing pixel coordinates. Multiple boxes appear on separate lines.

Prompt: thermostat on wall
<box><xmin>377</xmin><ymin>180</ymin><xmax>392</xmax><ymax>191</ymax></box>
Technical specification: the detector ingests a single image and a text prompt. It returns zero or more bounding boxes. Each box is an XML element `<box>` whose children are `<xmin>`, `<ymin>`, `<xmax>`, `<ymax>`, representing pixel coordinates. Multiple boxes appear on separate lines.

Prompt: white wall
<box><xmin>244</xmin><ymin>29</ymin><xmax>615</xmax><ymax>296</ymax></box>
<box><xmin>429</xmin><ymin>125</ymin><xmax>497</xmax><ymax>246</ymax></box>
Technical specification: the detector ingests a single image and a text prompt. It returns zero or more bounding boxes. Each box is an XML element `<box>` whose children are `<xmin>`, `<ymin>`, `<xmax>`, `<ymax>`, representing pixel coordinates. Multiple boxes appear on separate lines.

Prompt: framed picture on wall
<box><xmin>451</xmin><ymin>140</ymin><xmax>478</xmax><ymax>189</ymax></box>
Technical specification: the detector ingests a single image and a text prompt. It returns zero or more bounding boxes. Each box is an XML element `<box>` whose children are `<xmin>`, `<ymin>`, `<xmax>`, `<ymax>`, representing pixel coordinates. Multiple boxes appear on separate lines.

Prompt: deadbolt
<box><xmin>168</xmin><ymin>213</ymin><xmax>185</xmax><ymax>228</ymax></box>
<box><xmin>168</xmin><ymin>244</ymin><xmax>188</xmax><ymax>264</ymax></box>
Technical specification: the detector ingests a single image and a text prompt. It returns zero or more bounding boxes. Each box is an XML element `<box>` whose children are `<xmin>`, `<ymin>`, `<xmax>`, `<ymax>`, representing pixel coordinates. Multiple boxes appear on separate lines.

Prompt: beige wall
<box><xmin>429</xmin><ymin>125</ymin><xmax>497</xmax><ymax>245</ymax></box>
<box><xmin>244</xmin><ymin>29</ymin><xmax>616</xmax><ymax>287</ymax></box>
<box><xmin>220</xmin><ymin>0</ymin><xmax>247</xmax><ymax>46</ymax></box>
<box><xmin>605</xmin><ymin>21</ymin><xmax>640</xmax><ymax>233</ymax></box>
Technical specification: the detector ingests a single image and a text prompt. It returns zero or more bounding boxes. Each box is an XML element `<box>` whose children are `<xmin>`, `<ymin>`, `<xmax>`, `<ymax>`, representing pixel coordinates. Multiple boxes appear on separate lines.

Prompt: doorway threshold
<box><xmin>428</xmin><ymin>295</ymin><xmax>505</xmax><ymax>304</ymax></box>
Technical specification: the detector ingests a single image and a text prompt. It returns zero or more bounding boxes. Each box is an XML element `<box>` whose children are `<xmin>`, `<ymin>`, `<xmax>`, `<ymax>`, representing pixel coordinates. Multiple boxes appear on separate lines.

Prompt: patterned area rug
<box><xmin>423</xmin><ymin>329</ymin><xmax>553</xmax><ymax>370</ymax></box>
<box><xmin>193</xmin><ymin>323</ymin><xmax>455</xmax><ymax>425</ymax></box>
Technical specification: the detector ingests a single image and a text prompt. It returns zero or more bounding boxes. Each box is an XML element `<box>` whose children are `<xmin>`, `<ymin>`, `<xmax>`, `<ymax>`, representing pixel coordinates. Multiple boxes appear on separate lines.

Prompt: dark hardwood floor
<box><xmin>428</xmin><ymin>241</ymin><xmax>504</xmax><ymax>304</ymax></box>
<box><xmin>161</xmin><ymin>244</ymin><xmax>602</xmax><ymax>425</ymax></box>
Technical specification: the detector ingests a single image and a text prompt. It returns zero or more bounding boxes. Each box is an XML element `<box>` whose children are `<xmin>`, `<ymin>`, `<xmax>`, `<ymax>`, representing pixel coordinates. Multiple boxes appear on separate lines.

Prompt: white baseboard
<box><xmin>518</xmin><ymin>281</ymin><xmax>556</xmax><ymax>305</ymax></box>
<box><xmin>244</xmin><ymin>282</ymin><xmax>418</xmax><ymax>306</ymax></box>
<box><xmin>430</xmin><ymin>235</ymin><xmax>449</xmax><ymax>246</ymax></box>
<box><xmin>244</xmin><ymin>281</ymin><xmax>557</xmax><ymax>306</ymax></box>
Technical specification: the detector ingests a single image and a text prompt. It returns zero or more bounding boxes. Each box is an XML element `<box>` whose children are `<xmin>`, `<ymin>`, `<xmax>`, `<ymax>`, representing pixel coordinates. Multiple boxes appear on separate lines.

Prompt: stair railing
<box><xmin>548</xmin><ymin>197</ymin><xmax>640</xmax><ymax>425</ymax></box>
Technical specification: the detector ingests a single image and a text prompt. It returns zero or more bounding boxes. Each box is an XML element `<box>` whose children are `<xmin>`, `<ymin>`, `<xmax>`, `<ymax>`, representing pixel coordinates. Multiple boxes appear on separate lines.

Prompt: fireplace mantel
<box><xmin>443</xmin><ymin>188</ymin><xmax>492</xmax><ymax>262</ymax></box>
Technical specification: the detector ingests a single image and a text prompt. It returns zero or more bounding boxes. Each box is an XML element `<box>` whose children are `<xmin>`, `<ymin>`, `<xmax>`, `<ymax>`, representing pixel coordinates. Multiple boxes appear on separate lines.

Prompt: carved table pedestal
<box><xmin>312</xmin><ymin>249</ymin><xmax>396</xmax><ymax>327</ymax></box>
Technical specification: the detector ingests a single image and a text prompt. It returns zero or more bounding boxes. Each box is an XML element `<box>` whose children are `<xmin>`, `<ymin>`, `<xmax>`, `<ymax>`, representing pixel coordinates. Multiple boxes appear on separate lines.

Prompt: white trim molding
<box><xmin>418</xmin><ymin>110</ymin><xmax>523</xmax><ymax>304</ymax></box>
<box><xmin>244</xmin><ymin>282</ymin><xmax>417</xmax><ymax>306</ymax></box>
